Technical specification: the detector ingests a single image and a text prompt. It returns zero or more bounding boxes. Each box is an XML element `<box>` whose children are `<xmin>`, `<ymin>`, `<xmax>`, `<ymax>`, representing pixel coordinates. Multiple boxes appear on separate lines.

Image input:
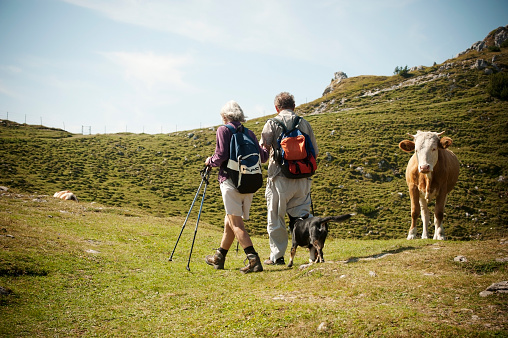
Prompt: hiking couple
<box><xmin>204</xmin><ymin>92</ymin><xmax>319</xmax><ymax>273</ymax></box>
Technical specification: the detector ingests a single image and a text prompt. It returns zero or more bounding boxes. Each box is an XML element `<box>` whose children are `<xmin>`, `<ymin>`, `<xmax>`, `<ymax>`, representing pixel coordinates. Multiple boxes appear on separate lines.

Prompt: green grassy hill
<box><xmin>1</xmin><ymin>44</ymin><xmax>507</xmax><ymax>241</ymax></box>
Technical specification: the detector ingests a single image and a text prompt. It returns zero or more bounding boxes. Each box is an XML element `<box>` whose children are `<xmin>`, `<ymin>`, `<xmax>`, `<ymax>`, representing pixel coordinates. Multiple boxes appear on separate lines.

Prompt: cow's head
<box><xmin>399</xmin><ymin>131</ymin><xmax>453</xmax><ymax>174</ymax></box>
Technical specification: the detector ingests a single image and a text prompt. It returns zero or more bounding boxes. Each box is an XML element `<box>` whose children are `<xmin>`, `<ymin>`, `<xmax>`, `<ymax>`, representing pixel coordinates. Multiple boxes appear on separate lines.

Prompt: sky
<box><xmin>0</xmin><ymin>0</ymin><xmax>507</xmax><ymax>134</ymax></box>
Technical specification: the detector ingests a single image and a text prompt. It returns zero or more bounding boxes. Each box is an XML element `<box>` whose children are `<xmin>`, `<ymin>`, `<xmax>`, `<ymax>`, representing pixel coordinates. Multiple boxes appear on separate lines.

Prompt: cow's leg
<box><xmin>433</xmin><ymin>194</ymin><xmax>447</xmax><ymax>240</ymax></box>
<box><xmin>407</xmin><ymin>187</ymin><xmax>420</xmax><ymax>240</ymax></box>
<box><xmin>419</xmin><ymin>195</ymin><xmax>430</xmax><ymax>239</ymax></box>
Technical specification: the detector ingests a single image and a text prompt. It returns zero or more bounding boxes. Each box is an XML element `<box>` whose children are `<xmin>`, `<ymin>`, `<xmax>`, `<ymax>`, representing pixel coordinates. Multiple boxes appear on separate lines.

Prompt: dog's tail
<box><xmin>320</xmin><ymin>213</ymin><xmax>355</xmax><ymax>224</ymax></box>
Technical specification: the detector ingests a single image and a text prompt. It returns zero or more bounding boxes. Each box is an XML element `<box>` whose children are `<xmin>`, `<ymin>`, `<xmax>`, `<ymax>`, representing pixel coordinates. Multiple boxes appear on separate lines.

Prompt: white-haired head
<box><xmin>220</xmin><ymin>100</ymin><xmax>246</xmax><ymax>123</ymax></box>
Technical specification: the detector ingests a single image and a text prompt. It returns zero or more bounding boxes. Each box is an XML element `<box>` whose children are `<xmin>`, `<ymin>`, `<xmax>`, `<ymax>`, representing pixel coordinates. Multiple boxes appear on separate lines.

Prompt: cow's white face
<box><xmin>413</xmin><ymin>131</ymin><xmax>441</xmax><ymax>174</ymax></box>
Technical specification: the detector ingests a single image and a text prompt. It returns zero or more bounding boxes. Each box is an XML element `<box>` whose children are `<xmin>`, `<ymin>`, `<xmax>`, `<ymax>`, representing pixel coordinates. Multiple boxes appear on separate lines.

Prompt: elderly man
<box><xmin>260</xmin><ymin>92</ymin><xmax>319</xmax><ymax>265</ymax></box>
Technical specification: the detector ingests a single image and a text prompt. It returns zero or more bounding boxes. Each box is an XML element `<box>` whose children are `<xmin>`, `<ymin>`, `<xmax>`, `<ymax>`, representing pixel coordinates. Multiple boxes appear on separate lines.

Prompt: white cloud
<box><xmin>98</xmin><ymin>51</ymin><xmax>192</xmax><ymax>90</ymax></box>
<box><xmin>0</xmin><ymin>81</ymin><xmax>20</xmax><ymax>98</ymax></box>
<box><xmin>61</xmin><ymin>0</ymin><xmax>322</xmax><ymax>61</ymax></box>
<box><xmin>0</xmin><ymin>65</ymin><xmax>22</xmax><ymax>73</ymax></box>
<box><xmin>0</xmin><ymin>65</ymin><xmax>22</xmax><ymax>98</ymax></box>
<box><xmin>63</xmin><ymin>0</ymin><xmax>227</xmax><ymax>42</ymax></box>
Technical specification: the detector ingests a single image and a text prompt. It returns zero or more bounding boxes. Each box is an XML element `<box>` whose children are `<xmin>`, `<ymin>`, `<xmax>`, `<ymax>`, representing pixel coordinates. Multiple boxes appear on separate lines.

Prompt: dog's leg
<box><xmin>309</xmin><ymin>246</ymin><xmax>317</xmax><ymax>263</ymax></box>
<box><xmin>288</xmin><ymin>245</ymin><xmax>297</xmax><ymax>268</ymax></box>
<box><xmin>318</xmin><ymin>249</ymin><xmax>324</xmax><ymax>263</ymax></box>
<box><xmin>312</xmin><ymin>240</ymin><xmax>324</xmax><ymax>263</ymax></box>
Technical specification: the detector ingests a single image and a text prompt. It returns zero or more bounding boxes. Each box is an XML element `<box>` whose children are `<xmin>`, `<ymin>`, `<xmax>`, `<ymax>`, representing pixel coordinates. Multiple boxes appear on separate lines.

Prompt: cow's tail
<box><xmin>319</xmin><ymin>213</ymin><xmax>355</xmax><ymax>225</ymax></box>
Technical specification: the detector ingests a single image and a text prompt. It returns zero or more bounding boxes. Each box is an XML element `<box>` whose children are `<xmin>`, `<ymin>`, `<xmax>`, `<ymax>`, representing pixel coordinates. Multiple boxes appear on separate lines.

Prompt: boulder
<box><xmin>479</xmin><ymin>281</ymin><xmax>508</xmax><ymax>297</ymax></box>
<box><xmin>486</xmin><ymin>281</ymin><xmax>508</xmax><ymax>293</ymax></box>
<box><xmin>471</xmin><ymin>59</ymin><xmax>488</xmax><ymax>70</ymax></box>
<box><xmin>493</xmin><ymin>25</ymin><xmax>508</xmax><ymax>47</ymax></box>
<box><xmin>0</xmin><ymin>286</ymin><xmax>12</xmax><ymax>295</ymax></box>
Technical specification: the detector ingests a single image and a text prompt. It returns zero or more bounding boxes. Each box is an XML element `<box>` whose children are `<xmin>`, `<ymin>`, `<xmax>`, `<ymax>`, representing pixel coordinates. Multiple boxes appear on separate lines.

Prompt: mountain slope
<box><xmin>1</xmin><ymin>28</ymin><xmax>507</xmax><ymax>240</ymax></box>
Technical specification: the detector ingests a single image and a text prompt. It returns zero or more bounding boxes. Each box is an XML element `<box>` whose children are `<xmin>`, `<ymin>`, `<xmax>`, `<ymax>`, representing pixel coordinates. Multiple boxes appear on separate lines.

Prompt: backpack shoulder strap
<box><xmin>225</xmin><ymin>124</ymin><xmax>257</xmax><ymax>146</ymax></box>
<box><xmin>271</xmin><ymin>116</ymin><xmax>302</xmax><ymax>132</ymax></box>
<box><xmin>224</xmin><ymin>124</ymin><xmax>237</xmax><ymax>134</ymax></box>
<box><xmin>293</xmin><ymin>116</ymin><xmax>302</xmax><ymax>130</ymax></box>
<box><xmin>270</xmin><ymin>117</ymin><xmax>287</xmax><ymax>133</ymax></box>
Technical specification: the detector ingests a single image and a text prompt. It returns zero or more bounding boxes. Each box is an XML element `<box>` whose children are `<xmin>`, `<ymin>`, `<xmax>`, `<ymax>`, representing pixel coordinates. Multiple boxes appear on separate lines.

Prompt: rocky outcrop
<box><xmin>410</xmin><ymin>65</ymin><xmax>425</xmax><ymax>72</ymax></box>
<box><xmin>315</xmin><ymin>26</ymin><xmax>507</xmax><ymax>116</ymax></box>
<box><xmin>456</xmin><ymin>25</ymin><xmax>508</xmax><ymax>57</ymax></box>
<box><xmin>322</xmin><ymin>71</ymin><xmax>348</xmax><ymax>96</ymax></box>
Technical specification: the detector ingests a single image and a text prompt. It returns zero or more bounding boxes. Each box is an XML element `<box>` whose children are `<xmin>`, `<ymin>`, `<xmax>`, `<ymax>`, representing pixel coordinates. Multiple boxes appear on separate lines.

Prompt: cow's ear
<box><xmin>439</xmin><ymin>137</ymin><xmax>453</xmax><ymax>149</ymax></box>
<box><xmin>399</xmin><ymin>140</ymin><xmax>415</xmax><ymax>152</ymax></box>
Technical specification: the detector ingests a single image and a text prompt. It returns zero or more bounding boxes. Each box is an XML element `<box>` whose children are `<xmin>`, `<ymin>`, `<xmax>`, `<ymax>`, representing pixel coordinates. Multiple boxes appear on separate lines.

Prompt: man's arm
<box><xmin>260</xmin><ymin>120</ymin><xmax>274</xmax><ymax>152</ymax></box>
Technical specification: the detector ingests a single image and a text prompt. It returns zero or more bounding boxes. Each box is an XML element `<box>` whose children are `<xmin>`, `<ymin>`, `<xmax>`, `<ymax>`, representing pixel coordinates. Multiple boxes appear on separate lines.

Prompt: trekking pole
<box><xmin>168</xmin><ymin>166</ymin><xmax>210</xmax><ymax>262</ymax></box>
<box><xmin>310</xmin><ymin>191</ymin><xmax>316</xmax><ymax>216</ymax></box>
<box><xmin>186</xmin><ymin>166</ymin><xmax>211</xmax><ymax>271</ymax></box>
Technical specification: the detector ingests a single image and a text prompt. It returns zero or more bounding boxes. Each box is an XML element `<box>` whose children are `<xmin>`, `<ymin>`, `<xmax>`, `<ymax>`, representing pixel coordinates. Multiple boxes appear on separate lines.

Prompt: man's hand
<box><xmin>260</xmin><ymin>142</ymin><xmax>271</xmax><ymax>151</ymax></box>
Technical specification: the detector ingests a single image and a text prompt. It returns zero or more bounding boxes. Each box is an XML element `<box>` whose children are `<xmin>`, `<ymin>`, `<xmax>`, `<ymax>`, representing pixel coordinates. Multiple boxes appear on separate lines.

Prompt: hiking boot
<box><xmin>205</xmin><ymin>249</ymin><xmax>225</xmax><ymax>269</ymax></box>
<box><xmin>240</xmin><ymin>253</ymin><xmax>263</xmax><ymax>274</ymax></box>
<box><xmin>263</xmin><ymin>257</ymin><xmax>285</xmax><ymax>265</ymax></box>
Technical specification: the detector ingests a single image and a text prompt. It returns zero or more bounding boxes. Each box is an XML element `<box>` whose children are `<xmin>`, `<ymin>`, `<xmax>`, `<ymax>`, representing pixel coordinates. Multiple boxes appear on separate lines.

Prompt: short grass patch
<box><xmin>1</xmin><ymin>192</ymin><xmax>507</xmax><ymax>336</ymax></box>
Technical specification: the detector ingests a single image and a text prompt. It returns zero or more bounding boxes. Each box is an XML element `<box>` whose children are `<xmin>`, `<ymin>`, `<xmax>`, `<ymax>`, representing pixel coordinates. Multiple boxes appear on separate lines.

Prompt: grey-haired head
<box><xmin>274</xmin><ymin>92</ymin><xmax>295</xmax><ymax>111</ymax></box>
<box><xmin>220</xmin><ymin>100</ymin><xmax>246</xmax><ymax>123</ymax></box>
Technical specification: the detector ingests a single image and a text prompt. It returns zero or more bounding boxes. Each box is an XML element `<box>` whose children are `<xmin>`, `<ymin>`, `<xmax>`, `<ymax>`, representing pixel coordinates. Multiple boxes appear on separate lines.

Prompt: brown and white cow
<box><xmin>399</xmin><ymin>131</ymin><xmax>459</xmax><ymax>240</ymax></box>
<box><xmin>53</xmin><ymin>190</ymin><xmax>79</xmax><ymax>202</ymax></box>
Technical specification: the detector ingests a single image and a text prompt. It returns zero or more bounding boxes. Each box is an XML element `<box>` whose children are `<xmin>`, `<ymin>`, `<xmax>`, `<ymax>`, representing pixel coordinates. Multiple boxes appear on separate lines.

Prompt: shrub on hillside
<box><xmin>487</xmin><ymin>72</ymin><xmax>508</xmax><ymax>100</ymax></box>
<box><xmin>393</xmin><ymin>65</ymin><xmax>410</xmax><ymax>78</ymax></box>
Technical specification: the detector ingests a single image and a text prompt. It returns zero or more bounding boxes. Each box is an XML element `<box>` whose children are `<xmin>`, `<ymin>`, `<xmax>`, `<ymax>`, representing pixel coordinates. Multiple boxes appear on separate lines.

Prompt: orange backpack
<box><xmin>271</xmin><ymin>116</ymin><xmax>317</xmax><ymax>178</ymax></box>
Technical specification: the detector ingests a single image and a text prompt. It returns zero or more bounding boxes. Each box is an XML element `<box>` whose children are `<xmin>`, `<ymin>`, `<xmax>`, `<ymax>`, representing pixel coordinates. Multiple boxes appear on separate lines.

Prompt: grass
<box><xmin>2</xmin><ymin>46</ymin><xmax>506</xmax><ymax>241</ymax></box>
<box><xmin>1</xmin><ymin>40</ymin><xmax>508</xmax><ymax>336</ymax></box>
<box><xmin>1</xmin><ymin>191</ymin><xmax>507</xmax><ymax>336</ymax></box>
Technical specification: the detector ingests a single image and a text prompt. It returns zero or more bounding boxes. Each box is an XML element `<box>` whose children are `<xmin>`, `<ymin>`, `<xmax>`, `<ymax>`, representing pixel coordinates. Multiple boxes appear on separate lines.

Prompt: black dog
<box><xmin>287</xmin><ymin>213</ymin><xmax>354</xmax><ymax>268</ymax></box>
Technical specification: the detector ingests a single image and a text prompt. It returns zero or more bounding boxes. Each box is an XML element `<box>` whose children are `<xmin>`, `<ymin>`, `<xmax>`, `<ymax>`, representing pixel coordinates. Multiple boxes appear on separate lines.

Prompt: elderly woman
<box><xmin>205</xmin><ymin>100</ymin><xmax>268</xmax><ymax>273</ymax></box>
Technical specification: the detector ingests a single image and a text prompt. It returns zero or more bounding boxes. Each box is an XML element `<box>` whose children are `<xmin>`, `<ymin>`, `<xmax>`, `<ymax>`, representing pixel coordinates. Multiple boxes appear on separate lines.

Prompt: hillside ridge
<box><xmin>316</xmin><ymin>25</ymin><xmax>508</xmax><ymax>115</ymax></box>
<box><xmin>1</xmin><ymin>26</ymin><xmax>507</xmax><ymax>241</ymax></box>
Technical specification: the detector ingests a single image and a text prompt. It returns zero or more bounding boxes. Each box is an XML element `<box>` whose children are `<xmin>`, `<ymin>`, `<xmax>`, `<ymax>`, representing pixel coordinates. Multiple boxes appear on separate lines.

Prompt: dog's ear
<box><xmin>287</xmin><ymin>214</ymin><xmax>297</xmax><ymax>233</ymax></box>
<box><xmin>287</xmin><ymin>214</ymin><xmax>297</xmax><ymax>222</ymax></box>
